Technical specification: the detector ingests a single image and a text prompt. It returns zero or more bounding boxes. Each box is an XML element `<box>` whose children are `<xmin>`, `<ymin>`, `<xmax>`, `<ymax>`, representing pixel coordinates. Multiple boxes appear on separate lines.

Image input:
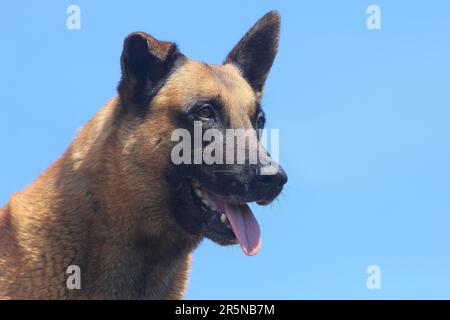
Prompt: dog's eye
<box><xmin>256</xmin><ymin>114</ymin><xmax>266</xmax><ymax>129</ymax></box>
<box><xmin>196</xmin><ymin>104</ymin><xmax>215</xmax><ymax>120</ymax></box>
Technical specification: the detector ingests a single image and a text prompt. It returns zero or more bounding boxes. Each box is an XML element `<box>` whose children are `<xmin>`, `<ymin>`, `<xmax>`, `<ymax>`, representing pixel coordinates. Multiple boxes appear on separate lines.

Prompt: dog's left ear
<box><xmin>225</xmin><ymin>11</ymin><xmax>280</xmax><ymax>96</ymax></box>
<box><xmin>118</xmin><ymin>32</ymin><xmax>183</xmax><ymax>104</ymax></box>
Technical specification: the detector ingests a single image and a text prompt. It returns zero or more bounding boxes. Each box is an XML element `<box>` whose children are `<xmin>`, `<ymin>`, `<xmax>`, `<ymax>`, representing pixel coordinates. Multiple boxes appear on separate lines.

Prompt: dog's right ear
<box><xmin>118</xmin><ymin>32</ymin><xmax>183</xmax><ymax>104</ymax></box>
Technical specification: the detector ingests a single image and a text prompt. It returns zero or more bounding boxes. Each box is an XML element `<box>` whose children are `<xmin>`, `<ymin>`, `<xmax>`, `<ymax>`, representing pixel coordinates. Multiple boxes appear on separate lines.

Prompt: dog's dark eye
<box><xmin>196</xmin><ymin>104</ymin><xmax>215</xmax><ymax>120</ymax></box>
<box><xmin>256</xmin><ymin>114</ymin><xmax>266</xmax><ymax>129</ymax></box>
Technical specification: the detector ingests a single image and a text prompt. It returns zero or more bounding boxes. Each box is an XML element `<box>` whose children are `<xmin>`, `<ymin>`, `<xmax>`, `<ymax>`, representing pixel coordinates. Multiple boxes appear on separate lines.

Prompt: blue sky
<box><xmin>1</xmin><ymin>1</ymin><xmax>450</xmax><ymax>299</ymax></box>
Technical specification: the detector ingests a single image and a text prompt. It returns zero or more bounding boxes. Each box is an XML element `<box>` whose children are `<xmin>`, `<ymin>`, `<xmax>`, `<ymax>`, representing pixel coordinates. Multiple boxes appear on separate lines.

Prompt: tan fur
<box><xmin>154</xmin><ymin>61</ymin><xmax>257</xmax><ymax>129</ymax></box>
<box><xmin>0</xmin><ymin>96</ymin><xmax>192</xmax><ymax>298</ymax></box>
<box><xmin>0</xmin><ymin>59</ymin><xmax>258</xmax><ymax>300</ymax></box>
<box><xmin>0</xmin><ymin>10</ymin><xmax>280</xmax><ymax>298</ymax></box>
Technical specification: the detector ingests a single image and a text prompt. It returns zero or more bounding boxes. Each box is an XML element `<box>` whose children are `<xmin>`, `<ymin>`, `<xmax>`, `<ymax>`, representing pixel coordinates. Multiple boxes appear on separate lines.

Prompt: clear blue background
<box><xmin>1</xmin><ymin>1</ymin><xmax>449</xmax><ymax>299</ymax></box>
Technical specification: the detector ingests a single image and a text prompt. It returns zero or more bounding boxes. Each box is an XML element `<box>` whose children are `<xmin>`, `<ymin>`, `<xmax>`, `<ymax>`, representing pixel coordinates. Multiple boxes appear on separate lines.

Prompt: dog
<box><xmin>0</xmin><ymin>11</ymin><xmax>287</xmax><ymax>299</ymax></box>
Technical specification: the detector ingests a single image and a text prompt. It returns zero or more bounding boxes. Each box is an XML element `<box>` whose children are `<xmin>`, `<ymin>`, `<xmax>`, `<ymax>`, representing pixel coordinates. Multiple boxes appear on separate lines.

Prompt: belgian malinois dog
<box><xmin>0</xmin><ymin>11</ymin><xmax>287</xmax><ymax>299</ymax></box>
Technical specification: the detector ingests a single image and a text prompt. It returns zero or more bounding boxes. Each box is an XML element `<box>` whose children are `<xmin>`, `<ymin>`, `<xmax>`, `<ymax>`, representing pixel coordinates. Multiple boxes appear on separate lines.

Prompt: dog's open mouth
<box><xmin>191</xmin><ymin>180</ymin><xmax>261</xmax><ymax>256</ymax></box>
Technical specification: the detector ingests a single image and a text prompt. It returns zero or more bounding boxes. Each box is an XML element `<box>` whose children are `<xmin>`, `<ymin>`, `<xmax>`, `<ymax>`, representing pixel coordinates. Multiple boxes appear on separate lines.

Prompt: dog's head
<box><xmin>117</xmin><ymin>11</ymin><xmax>287</xmax><ymax>256</ymax></box>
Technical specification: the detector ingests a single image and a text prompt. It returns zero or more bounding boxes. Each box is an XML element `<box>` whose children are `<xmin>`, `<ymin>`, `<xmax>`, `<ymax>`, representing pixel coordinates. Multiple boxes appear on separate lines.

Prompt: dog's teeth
<box><xmin>220</xmin><ymin>213</ymin><xmax>227</xmax><ymax>224</ymax></box>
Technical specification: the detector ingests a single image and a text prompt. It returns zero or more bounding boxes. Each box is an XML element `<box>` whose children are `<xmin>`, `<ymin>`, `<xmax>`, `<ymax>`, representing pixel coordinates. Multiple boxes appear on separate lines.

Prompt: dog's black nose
<box><xmin>256</xmin><ymin>165</ymin><xmax>288</xmax><ymax>188</ymax></box>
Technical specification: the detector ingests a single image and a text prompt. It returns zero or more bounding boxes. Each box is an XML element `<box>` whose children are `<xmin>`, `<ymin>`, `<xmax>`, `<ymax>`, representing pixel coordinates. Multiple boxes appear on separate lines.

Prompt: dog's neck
<box><xmin>4</xmin><ymin>99</ymin><xmax>200</xmax><ymax>299</ymax></box>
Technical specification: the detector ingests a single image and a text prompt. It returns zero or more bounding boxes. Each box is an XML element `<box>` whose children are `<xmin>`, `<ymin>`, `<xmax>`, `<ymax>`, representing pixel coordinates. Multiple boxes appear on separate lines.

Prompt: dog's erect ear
<box><xmin>118</xmin><ymin>32</ymin><xmax>183</xmax><ymax>103</ymax></box>
<box><xmin>224</xmin><ymin>11</ymin><xmax>280</xmax><ymax>96</ymax></box>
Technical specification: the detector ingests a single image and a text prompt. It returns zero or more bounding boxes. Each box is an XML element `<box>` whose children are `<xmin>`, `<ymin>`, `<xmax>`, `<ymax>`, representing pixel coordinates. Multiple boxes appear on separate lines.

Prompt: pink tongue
<box><xmin>224</xmin><ymin>203</ymin><xmax>261</xmax><ymax>256</ymax></box>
